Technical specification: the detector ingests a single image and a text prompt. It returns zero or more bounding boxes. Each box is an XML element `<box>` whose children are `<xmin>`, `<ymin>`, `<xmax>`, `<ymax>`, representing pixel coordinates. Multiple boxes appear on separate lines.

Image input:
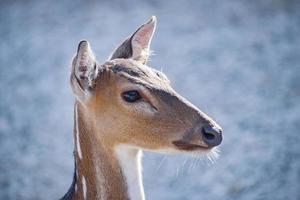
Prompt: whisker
<box><xmin>155</xmin><ymin>155</ymin><xmax>168</xmax><ymax>173</ymax></box>
<box><xmin>182</xmin><ymin>158</ymin><xmax>189</xmax><ymax>171</ymax></box>
<box><xmin>204</xmin><ymin>148</ymin><xmax>220</xmax><ymax>166</ymax></box>
<box><xmin>176</xmin><ymin>166</ymin><xmax>180</xmax><ymax>178</ymax></box>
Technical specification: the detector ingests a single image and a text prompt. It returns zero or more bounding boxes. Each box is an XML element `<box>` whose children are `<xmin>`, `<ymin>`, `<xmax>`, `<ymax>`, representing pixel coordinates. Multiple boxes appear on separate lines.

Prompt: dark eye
<box><xmin>122</xmin><ymin>90</ymin><xmax>142</xmax><ymax>103</ymax></box>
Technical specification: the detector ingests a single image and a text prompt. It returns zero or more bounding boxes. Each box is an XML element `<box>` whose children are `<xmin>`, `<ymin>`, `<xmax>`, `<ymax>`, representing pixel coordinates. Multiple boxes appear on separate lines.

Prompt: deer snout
<box><xmin>201</xmin><ymin>124</ymin><xmax>222</xmax><ymax>147</ymax></box>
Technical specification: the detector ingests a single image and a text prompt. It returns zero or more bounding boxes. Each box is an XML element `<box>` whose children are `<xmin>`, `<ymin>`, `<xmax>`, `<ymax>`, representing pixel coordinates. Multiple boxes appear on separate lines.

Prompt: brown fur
<box><xmin>62</xmin><ymin>16</ymin><xmax>222</xmax><ymax>200</ymax></box>
<box><xmin>73</xmin><ymin>103</ymin><xmax>129</xmax><ymax>199</ymax></box>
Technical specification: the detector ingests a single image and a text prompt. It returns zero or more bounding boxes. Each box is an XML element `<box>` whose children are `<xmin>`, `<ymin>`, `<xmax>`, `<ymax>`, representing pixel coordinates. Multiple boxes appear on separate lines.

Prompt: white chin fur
<box><xmin>189</xmin><ymin>147</ymin><xmax>220</xmax><ymax>165</ymax></box>
<box><xmin>148</xmin><ymin>146</ymin><xmax>220</xmax><ymax>163</ymax></box>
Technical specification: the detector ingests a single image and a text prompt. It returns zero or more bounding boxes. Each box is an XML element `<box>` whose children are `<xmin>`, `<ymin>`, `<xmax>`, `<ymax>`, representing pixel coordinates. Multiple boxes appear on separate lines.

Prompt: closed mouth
<box><xmin>172</xmin><ymin>140</ymin><xmax>210</xmax><ymax>151</ymax></box>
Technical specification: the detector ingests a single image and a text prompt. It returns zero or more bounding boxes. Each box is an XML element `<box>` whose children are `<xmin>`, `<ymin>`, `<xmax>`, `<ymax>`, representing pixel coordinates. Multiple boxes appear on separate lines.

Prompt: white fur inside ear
<box><xmin>131</xmin><ymin>17</ymin><xmax>156</xmax><ymax>63</ymax></box>
<box><xmin>75</xmin><ymin>41</ymin><xmax>96</xmax><ymax>82</ymax></box>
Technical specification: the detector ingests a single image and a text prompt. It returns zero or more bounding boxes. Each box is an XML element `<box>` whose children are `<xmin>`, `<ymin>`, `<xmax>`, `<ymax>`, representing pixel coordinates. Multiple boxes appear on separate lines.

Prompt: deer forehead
<box><xmin>100</xmin><ymin>59</ymin><xmax>171</xmax><ymax>90</ymax></box>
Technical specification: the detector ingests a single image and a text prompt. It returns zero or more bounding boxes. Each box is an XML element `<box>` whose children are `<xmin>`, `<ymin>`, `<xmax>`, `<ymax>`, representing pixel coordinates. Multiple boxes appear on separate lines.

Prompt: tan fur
<box><xmin>73</xmin><ymin>103</ymin><xmax>129</xmax><ymax>199</ymax></box>
<box><xmin>64</xmin><ymin>16</ymin><xmax>222</xmax><ymax>200</ymax></box>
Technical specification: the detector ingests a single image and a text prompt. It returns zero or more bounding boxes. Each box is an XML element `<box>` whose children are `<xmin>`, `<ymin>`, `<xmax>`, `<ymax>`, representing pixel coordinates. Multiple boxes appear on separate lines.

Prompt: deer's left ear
<box><xmin>110</xmin><ymin>16</ymin><xmax>157</xmax><ymax>64</ymax></box>
<box><xmin>71</xmin><ymin>40</ymin><xmax>98</xmax><ymax>102</ymax></box>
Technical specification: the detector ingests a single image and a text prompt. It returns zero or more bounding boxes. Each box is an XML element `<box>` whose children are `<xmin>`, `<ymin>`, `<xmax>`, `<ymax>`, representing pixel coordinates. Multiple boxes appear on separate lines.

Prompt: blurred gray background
<box><xmin>1</xmin><ymin>0</ymin><xmax>300</xmax><ymax>199</ymax></box>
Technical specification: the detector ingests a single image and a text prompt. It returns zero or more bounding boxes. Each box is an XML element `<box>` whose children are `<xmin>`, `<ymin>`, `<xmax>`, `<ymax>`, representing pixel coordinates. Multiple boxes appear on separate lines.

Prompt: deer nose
<box><xmin>202</xmin><ymin>124</ymin><xmax>222</xmax><ymax>147</ymax></box>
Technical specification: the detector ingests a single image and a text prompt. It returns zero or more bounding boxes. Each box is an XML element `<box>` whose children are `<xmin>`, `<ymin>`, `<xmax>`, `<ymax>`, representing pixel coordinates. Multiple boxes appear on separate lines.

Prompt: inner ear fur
<box><xmin>71</xmin><ymin>40</ymin><xmax>98</xmax><ymax>101</ymax></box>
<box><xmin>110</xmin><ymin>16</ymin><xmax>157</xmax><ymax>64</ymax></box>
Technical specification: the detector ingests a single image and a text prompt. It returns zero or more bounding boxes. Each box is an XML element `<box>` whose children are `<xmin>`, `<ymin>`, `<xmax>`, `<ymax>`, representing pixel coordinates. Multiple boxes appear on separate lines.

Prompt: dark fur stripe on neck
<box><xmin>60</xmin><ymin>161</ymin><xmax>77</xmax><ymax>200</ymax></box>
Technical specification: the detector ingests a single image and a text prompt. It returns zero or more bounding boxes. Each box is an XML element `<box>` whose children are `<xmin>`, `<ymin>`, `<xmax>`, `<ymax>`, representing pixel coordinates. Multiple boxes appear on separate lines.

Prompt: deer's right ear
<box><xmin>71</xmin><ymin>40</ymin><xmax>97</xmax><ymax>101</ymax></box>
<box><xmin>109</xmin><ymin>16</ymin><xmax>156</xmax><ymax>64</ymax></box>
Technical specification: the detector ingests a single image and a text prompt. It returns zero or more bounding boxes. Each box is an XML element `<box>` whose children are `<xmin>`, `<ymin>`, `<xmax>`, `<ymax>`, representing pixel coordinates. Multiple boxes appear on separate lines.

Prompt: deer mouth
<box><xmin>172</xmin><ymin>140</ymin><xmax>210</xmax><ymax>151</ymax></box>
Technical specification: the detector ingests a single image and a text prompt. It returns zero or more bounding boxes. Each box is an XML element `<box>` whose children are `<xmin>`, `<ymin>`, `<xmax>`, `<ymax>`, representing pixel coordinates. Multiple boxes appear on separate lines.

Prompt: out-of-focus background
<box><xmin>1</xmin><ymin>0</ymin><xmax>300</xmax><ymax>199</ymax></box>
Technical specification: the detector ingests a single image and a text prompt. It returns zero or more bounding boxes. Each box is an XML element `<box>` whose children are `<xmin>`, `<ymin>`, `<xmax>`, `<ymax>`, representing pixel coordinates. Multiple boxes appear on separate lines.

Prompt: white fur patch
<box><xmin>75</xmin><ymin>105</ymin><xmax>83</xmax><ymax>160</ymax></box>
<box><xmin>115</xmin><ymin>146</ymin><xmax>145</xmax><ymax>200</ymax></box>
<box><xmin>82</xmin><ymin>176</ymin><xmax>87</xmax><ymax>199</ymax></box>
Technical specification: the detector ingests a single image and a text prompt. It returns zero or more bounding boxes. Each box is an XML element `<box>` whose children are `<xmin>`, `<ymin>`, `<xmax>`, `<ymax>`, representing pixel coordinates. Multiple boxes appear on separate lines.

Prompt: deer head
<box><xmin>66</xmin><ymin>16</ymin><xmax>223</xmax><ymax>200</ymax></box>
<box><xmin>70</xmin><ymin>16</ymin><xmax>222</xmax><ymax>156</ymax></box>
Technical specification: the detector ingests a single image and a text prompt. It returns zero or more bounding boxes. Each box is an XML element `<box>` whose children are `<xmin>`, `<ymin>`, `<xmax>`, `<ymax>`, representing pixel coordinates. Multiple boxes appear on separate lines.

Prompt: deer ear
<box><xmin>110</xmin><ymin>16</ymin><xmax>157</xmax><ymax>64</ymax></box>
<box><xmin>71</xmin><ymin>40</ymin><xmax>97</xmax><ymax>99</ymax></box>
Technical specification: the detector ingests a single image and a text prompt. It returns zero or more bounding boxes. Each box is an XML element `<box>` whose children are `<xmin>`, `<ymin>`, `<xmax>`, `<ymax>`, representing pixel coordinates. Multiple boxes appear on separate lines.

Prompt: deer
<box><xmin>61</xmin><ymin>16</ymin><xmax>222</xmax><ymax>200</ymax></box>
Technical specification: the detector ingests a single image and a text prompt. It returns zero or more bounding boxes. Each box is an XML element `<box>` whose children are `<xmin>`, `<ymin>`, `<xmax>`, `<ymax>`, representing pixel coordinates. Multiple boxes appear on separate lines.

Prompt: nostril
<box><xmin>202</xmin><ymin>125</ymin><xmax>222</xmax><ymax>147</ymax></box>
<box><xmin>203</xmin><ymin>131</ymin><xmax>216</xmax><ymax>141</ymax></box>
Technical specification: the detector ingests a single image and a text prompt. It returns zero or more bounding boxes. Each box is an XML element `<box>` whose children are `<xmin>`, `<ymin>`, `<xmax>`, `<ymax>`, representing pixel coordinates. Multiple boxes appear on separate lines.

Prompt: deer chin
<box><xmin>151</xmin><ymin>145</ymin><xmax>220</xmax><ymax>165</ymax></box>
<box><xmin>170</xmin><ymin>140</ymin><xmax>220</xmax><ymax>159</ymax></box>
<box><xmin>172</xmin><ymin>140</ymin><xmax>210</xmax><ymax>151</ymax></box>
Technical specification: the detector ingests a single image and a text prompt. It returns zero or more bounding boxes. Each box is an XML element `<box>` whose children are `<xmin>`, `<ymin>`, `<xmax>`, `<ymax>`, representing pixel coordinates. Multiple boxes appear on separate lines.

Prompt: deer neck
<box><xmin>68</xmin><ymin>103</ymin><xmax>145</xmax><ymax>200</ymax></box>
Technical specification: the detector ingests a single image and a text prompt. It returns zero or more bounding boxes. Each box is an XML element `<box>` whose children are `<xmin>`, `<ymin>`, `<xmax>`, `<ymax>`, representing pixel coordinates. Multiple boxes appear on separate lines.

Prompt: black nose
<box><xmin>202</xmin><ymin>124</ymin><xmax>222</xmax><ymax>147</ymax></box>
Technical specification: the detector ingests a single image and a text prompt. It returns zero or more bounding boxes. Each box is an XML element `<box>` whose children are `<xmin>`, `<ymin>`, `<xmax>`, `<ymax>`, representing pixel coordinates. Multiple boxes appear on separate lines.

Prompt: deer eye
<box><xmin>122</xmin><ymin>90</ymin><xmax>142</xmax><ymax>103</ymax></box>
